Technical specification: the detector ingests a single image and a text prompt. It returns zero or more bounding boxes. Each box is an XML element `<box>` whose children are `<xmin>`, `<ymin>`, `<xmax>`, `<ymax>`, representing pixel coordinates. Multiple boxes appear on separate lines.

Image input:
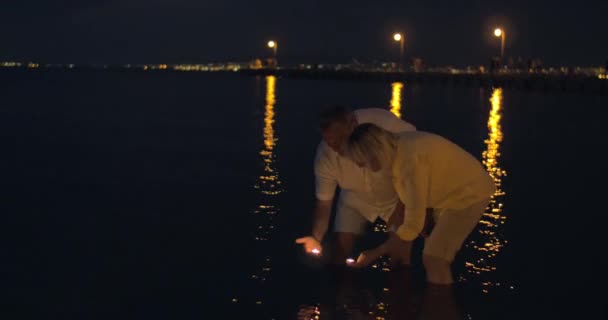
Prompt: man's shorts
<box><xmin>333</xmin><ymin>203</ymin><xmax>369</xmax><ymax>235</ymax></box>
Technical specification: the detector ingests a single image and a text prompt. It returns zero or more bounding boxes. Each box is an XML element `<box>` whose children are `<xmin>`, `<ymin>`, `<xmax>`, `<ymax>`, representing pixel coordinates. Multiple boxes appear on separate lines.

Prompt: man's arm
<box><xmin>311</xmin><ymin>199</ymin><xmax>333</xmax><ymax>242</ymax></box>
<box><xmin>311</xmin><ymin>143</ymin><xmax>339</xmax><ymax>241</ymax></box>
<box><xmin>357</xmin><ymin>108</ymin><xmax>416</xmax><ymax>133</ymax></box>
<box><xmin>296</xmin><ymin>144</ymin><xmax>338</xmax><ymax>255</ymax></box>
<box><xmin>385</xmin><ymin>109</ymin><xmax>416</xmax><ymax>133</ymax></box>
<box><xmin>295</xmin><ymin>199</ymin><xmax>332</xmax><ymax>254</ymax></box>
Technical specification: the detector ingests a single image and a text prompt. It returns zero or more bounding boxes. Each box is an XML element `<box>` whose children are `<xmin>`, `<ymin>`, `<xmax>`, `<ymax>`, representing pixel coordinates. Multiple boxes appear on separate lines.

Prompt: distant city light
<box><xmin>267</xmin><ymin>40</ymin><xmax>276</xmax><ymax>48</ymax></box>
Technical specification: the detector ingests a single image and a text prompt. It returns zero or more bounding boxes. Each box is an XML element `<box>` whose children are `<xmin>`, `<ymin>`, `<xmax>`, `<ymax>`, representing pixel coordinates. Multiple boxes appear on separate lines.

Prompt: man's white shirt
<box><xmin>314</xmin><ymin>108</ymin><xmax>416</xmax><ymax>222</ymax></box>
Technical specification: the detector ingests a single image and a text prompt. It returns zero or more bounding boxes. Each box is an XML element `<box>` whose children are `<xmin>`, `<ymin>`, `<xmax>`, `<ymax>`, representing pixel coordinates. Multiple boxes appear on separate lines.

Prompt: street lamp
<box><xmin>393</xmin><ymin>33</ymin><xmax>404</xmax><ymax>71</ymax></box>
<box><xmin>494</xmin><ymin>28</ymin><xmax>505</xmax><ymax>60</ymax></box>
<box><xmin>267</xmin><ymin>40</ymin><xmax>277</xmax><ymax>57</ymax></box>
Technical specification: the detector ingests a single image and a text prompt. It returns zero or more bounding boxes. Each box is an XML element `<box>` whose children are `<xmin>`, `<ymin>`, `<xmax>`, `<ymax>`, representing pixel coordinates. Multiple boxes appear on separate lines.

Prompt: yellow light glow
<box><xmin>254</xmin><ymin>77</ymin><xmax>282</xmax><ymax>213</ymax></box>
<box><xmin>264</xmin><ymin>76</ymin><xmax>276</xmax><ymax>151</ymax></box>
<box><xmin>251</xmin><ymin>75</ymin><xmax>283</xmax><ymax>289</ymax></box>
<box><xmin>393</xmin><ymin>33</ymin><xmax>402</xmax><ymax>41</ymax></box>
<box><xmin>494</xmin><ymin>28</ymin><xmax>503</xmax><ymax>37</ymax></box>
<box><xmin>484</xmin><ymin>88</ymin><xmax>504</xmax><ymax>178</ymax></box>
<box><xmin>267</xmin><ymin>40</ymin><xmax>276</xmax><ymax>48</ymax></box>
<box><xmin>390</xmin><ymin>82</ymin><xmax>404</xmax><ymax>119</ymax></box>
<box><xmin>463</xmin><ymin>88</ymin><xmax>508</xmax><ymax>293</ymax></box>
<box><xmin>372</xmin><ymin>77</ymin><xmax>401</xmax><ymax>237</ymax></box>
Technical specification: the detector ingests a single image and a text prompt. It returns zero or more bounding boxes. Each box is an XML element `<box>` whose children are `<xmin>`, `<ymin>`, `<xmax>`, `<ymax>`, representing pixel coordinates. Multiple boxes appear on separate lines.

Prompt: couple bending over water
<box><xmin>295</xmin><ymin>105</ymin><xmax>494</xmax><ymax>318</ymax></box>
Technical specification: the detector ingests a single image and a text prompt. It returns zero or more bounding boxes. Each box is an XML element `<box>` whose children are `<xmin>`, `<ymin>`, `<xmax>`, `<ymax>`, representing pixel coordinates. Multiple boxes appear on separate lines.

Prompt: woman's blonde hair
<box><xmin>344</xmin><ymin>123</ymin><xmax>397</xmax><ymax>169</ymax></box>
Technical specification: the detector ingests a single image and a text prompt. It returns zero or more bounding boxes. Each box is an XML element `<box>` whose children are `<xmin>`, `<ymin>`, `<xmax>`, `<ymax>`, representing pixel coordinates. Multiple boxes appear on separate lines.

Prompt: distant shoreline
<box><xmin>2</xmin><ymin>64</ymin><xmax>606</xmax><ymax>95</ymax></box>
<box><xmin>239</xmin><ymin>68</ymin><xmax>607</xmax><ymax>95</ymax></box>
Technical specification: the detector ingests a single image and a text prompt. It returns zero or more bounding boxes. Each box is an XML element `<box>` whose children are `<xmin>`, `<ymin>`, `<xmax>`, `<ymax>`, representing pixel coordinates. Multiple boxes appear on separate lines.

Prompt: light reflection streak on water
<box><xmin>373</xmin><ymin>81</ymin><xmax>405</xmax><ymax>236</ymax></box>
<box><xmin>302</xmin><ymin>82</ymin><xmax>405</xmax><ymax>319</ymax></box>
<box><xmin>370</xmin><ymin>81</ymin><xmax>408</xmax><ymax>272</ymax></box>
<box><xmin>358</xmin><ymin>81</ymin><xmax>408</xmax><ymax>319</ymax></box>
<box><xmin>390</xmin><ymin>82</ymin><xmax>404</xmax><ymax>119</ymax></box>
<box><xmin>250</xmin><ymin>76</ymin><xmax>283</xmax><ymax>308</ymax></box>
<box><xmin>460</xmin><ymin>87</ymin><xmax>509</xmax><ymax>294</ymax></box>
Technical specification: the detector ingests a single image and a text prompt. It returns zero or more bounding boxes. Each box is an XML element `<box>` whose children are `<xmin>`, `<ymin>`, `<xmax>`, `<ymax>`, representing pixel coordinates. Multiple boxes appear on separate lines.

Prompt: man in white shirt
<box><xmin>295</xmin><ymin>105</ymin><xmax>416</xmax><ymax>265</ymax></box>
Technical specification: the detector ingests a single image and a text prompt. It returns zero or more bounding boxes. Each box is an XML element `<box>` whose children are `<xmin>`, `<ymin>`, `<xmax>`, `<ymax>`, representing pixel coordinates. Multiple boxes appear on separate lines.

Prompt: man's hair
<box><xmin>318</xmin><ymin>105</ymin><xmax>353</xmax><ymax>130</ymax></box>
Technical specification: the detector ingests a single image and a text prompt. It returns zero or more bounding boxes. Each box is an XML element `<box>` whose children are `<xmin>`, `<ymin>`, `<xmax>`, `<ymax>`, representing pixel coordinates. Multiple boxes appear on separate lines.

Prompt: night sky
<box><xmin>1</xmin><ymin>0</ymin><xmax>607</xmax><ymax>66</ymax></box>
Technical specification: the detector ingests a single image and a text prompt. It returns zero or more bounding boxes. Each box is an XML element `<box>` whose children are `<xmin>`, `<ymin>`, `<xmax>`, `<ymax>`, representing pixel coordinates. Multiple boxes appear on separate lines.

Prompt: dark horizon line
<box><xmin>1</xmin><ymin>58</ymin><xmax>605</xmax><ymax>69</ymax></box>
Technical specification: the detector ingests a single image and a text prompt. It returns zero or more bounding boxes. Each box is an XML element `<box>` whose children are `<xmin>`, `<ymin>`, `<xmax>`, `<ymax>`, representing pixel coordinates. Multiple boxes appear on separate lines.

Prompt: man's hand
<box><xmin>295</xmin><ymin>236</ymin><xmax>323</xmax><ymax>256</ymax></box>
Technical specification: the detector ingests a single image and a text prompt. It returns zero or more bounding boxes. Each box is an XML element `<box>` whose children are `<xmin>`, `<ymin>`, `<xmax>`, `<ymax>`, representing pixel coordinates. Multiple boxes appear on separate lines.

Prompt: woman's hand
<box><xmin>350</xmin><ymin>232</ymin><xmax>411</xmax><ymax>268</ymax></box>
<box><xmin>350</xmin><ymin>246</ymin><xmax>387</xmax><ymax>268</ymax></box>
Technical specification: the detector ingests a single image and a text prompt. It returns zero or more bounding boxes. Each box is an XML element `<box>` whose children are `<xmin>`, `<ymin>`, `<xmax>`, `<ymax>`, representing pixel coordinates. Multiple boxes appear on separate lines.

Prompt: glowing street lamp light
<box><xmin>494</xmin><ymin>28</ymin><xmax>505</xmax><ymax>60</ymax></box>
<box><xmin>267</xmin><ymin>40</ymin><xmax>277</xmax><ymax>57</ymax></box>
<box><xmin>393</xmin><ymin>33</ymin><xmax>404</xmax><ymax>71</ymax></box>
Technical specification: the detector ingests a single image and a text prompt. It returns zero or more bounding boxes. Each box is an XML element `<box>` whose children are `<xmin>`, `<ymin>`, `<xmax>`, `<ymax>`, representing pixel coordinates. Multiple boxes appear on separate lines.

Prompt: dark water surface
<box><xmin>1</xmin><ymin>70</ymin><xmax>607</xmax><ymax>319</ymax></box>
